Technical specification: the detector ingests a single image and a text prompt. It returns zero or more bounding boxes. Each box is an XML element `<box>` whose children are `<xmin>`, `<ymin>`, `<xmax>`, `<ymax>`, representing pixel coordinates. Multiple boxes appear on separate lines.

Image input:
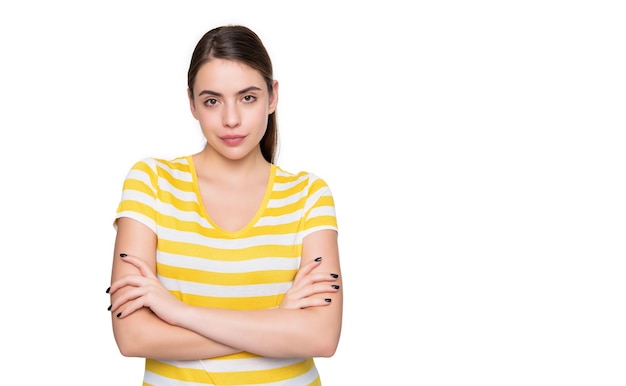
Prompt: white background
<box><xmin>1</xmin><ymin>1</ymin><xmax>625</xmax><ymax>385</ymax></box>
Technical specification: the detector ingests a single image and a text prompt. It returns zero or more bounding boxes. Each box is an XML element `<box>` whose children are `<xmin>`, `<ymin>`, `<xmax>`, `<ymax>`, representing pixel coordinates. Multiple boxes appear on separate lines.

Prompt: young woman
<box><xmin>107</xmin><ymin>25</ymin><xmax>342</xmax><ymax>385</ymax></box>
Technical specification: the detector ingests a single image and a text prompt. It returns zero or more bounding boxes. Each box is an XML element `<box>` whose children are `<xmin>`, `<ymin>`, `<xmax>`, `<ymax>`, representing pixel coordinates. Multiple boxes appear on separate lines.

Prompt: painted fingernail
<box><xmin>106</xmin><ymin>287</ymin><xmax>110</xmax><ymax>294</ymax></box>
<box><xmin>314</xmin><ymin>257</ymin><xmax>322</xmax><ymax>262</ymax></box>
<box><xmin>330</xmin><ymin>273</ymin><xmax>338</xmax><ymax>278</ymax></box>
<box><xmin>325</xmin><ymin>298</ymin><xmax>332</xmax><ymax>303</ymax></box>
<box><xmin>120</xmin><ymin>253</ymin><xmax>127</xmax><ymax>258</ymax></box>
<box><xmin>116</xmin><ymin>312</ymin><xmax>122</xmax><ymax>318</ymax></box>
<box><xmin>332</xmin><ymin>285</ymin><xmax>340</xmax><ymax>289</ymax></box>
<box><xmin>107</xmin><ymin>305</ymin><xmax>112</xmax><ymax>311</ymax></box>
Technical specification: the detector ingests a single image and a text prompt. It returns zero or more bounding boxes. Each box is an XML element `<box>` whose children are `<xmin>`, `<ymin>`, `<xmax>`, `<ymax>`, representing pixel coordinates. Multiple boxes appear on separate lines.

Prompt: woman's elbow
<box><xmin>308</xmin><ymin>309</ymin><xmax>342</xmax><ymax>357</ymax></box>
<box><xmin>114</xmin><ymin>332</ymin><xmax>144</xmax><ymax>358</ymax></box>
<box><xmin>113</xmin><ymin>321</ymin><xmax>150</xmax><ymax>358</ymax></box>
<box><xmin>316</xmin><ymin>342</ymin><xmax>339</xmax><ymax>358</ymax></box>
<box><xmin>312</xmin><ymin>327</ymin><xmax>341</xmax><ymax>358</ymax></box>
<box><xmin>117</xmin><ymin>343</ymin><xmax>138</xmax><ymax>358</ymax></box>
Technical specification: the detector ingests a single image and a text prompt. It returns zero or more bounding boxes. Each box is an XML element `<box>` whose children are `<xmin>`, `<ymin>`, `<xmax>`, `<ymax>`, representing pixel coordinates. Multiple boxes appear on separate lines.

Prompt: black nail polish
<box><xmin>330</xmin><ymin>273</ymin><xmax>338</xmax><ymax>278</ymax></box>
<box><xmin>107</xmin><ymin>305</ymin><xmax>112</xmax><ymax>311</ymax></box>
<box><xmin>314</xmin><ymin>257</ymin><xmax>322</xmax><ymax>262</ymax></box>
<box><xmin>332</xmin><ymin>285</ymin><xmax>340</xmax><ymax>289</ymax></box>
<box><xmin>106</xmin><ymin>287</ymin><xmax>110</xmax><ymax>294</ymax></box>
<box><xmin>116</xmin><ymin>312</ymin><xmax>122</xmax><ymax>318</ymax></box>
<box><xmin>120</xmin><ymin>253</ymin><xmax>127</xmax><ymax>258</ymax></box>
<box><xmin>325</xmin><ymin>298</ymin><xmax>332</xmax><ymax>303</ymax></box>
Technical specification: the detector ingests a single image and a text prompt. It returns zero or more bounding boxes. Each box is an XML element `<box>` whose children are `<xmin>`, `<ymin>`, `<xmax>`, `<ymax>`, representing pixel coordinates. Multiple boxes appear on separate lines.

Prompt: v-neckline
<box><xmin>187</xmin><ymin>155</ymin><xmax>275</xmax><ymax>238</ymax></box>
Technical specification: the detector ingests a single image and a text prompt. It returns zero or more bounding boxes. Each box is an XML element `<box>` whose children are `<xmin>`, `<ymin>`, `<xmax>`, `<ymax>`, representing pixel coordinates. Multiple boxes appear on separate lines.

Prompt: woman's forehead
<box><xmin>196</xmin><ymin>59</ymin><xmax>263</xmax><ymax>85</ymax></box>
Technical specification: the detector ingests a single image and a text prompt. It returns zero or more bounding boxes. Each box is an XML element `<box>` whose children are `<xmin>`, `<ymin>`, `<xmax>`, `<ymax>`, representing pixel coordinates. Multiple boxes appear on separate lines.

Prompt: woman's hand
<box><xmin>110</xmin><ymin>253</ymin><xmax>340</xmax><ymax>322</ymax></box>
<box><xmin>109</xmin><ymin>254</ymin><xmax>187</xmax><ymax>326</ymax></box>
<box><xmin>278</xmin><ymin>257</ymin><xmax>341</xmax><ymax>310</ymax></box>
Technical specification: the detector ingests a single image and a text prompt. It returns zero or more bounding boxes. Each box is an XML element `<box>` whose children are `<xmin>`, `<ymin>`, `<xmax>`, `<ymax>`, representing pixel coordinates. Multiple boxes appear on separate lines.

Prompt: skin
<box><xmin>109</xmin><ymin>58</ymin><xmax>343</xmax><ymax>360</ymax></box>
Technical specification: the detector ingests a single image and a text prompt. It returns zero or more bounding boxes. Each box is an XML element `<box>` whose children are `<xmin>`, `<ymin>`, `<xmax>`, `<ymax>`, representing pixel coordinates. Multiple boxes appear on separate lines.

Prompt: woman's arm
<box><xmin>111</xmin><ymin>228</ymin><xmax>343</xmax><ymax>359</ymax></box>
<box><xmin>110</xmin><ymin>217</ymin><xmax>240</xmax><ymax>360</ymax></box>
<box><xmin>183</xmin><ymin>229</ymin><xmax>343</xmax><ymax>358</ymax></box>
<box><xmin>110</xmin><ymin>217</ymin><xmax>341</xmax><ymax>360</ymax></box>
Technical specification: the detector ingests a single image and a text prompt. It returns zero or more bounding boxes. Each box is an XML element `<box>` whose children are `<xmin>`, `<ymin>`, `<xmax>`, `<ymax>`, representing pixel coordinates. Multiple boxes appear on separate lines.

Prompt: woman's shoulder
<box><xmin>274</xmin><ymin>164</ymin><xmax>332</xmax><ymax>190</ymax></box>
<box><xmin>128</xmin><ymin>155</ymin><xmax>193</xmax><ymax>173</ymax></box>
<box><xmin>275</xmin><ymin>164</ymin><xmax>314</xmax><ymax>179</ymax></box>
<box><xmin>121</xmin><ymin>156</ymin><xmax>194</xmax><ymax>188</ymax></box>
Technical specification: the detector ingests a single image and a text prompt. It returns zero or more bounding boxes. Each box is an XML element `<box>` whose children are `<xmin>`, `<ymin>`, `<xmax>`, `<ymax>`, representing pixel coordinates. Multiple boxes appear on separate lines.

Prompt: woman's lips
<box><xmin>220</xmin><ymin>135</ymin><xmax>246</xmax><ymax>146</ymax></box>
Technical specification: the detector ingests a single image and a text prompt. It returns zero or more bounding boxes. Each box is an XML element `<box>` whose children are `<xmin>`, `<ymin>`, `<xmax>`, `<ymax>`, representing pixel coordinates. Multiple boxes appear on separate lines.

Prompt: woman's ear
<box><xmin>268</xmin><ymin>80</ymin><xmax>279</xmax><ymax>114</ymax></box>
<box><xmin>188</xmin><ymin>88</ymin><xmax>199</xmax><ymax>120</ymax></box>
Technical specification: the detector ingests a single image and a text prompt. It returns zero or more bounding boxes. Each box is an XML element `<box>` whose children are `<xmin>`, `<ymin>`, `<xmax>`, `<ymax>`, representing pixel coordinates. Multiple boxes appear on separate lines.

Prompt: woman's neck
<box><xmin>193</xmin><ymin>146</ymin><xmax>270</xmax><ymax>184</ymax></box>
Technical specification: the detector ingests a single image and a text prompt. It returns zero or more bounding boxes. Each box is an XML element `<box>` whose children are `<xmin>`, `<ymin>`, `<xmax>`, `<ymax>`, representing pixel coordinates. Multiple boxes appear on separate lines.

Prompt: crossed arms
<box><xmin>108</xmin><ymin>217</ymin><xmax>343</xmax><ymax>360</ymax></box>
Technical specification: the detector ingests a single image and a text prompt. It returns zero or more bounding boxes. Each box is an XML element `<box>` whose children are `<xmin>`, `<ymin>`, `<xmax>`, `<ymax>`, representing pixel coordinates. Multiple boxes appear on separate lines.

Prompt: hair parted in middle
<box><xmin>187</xmin><ymin>25</ymin><xmax>278</xmax><ymax>164</ymax></box>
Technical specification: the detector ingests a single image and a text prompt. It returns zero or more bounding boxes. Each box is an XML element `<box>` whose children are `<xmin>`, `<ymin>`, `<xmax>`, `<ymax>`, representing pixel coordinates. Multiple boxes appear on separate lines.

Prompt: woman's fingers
<box><xmin>108</xmin><ymin>253</ymin><xmax>158</xmax><ymax>318</ymax></box>
<box><xmin>109</xmin><ymin>276</ymin><xmax>146</xmax><ymax>305</ymax></box>
<box><xmin>119</xmin><ymin>253</ymin><xmax>156</xmax><ymax>278</ymax></box>
<box><xmin>290</xmin><ymin>297</ymin><xmax>334</xmax><ymax>309</ymax></box>
<box><xmin>108</xmin><ymin>253</ymin><xmax>157</xmax><ymax>294</ymax></box>
<box><xmin>109</xmin><ymin>273</ymin><xmax>146</xmax><ymax>294</ymax></box>
<box><xmin>108</xmin><ymin>255</ymin><xmax>187</xmax><ymax>325</ymax></box>
<box><xmin>279</xmin><ymin>285</ymin><xmax>337</xmax><ymax>310</ymax></box>
<box><xmin>110</xmin><ymin>288</ymin><xmax>145</xmax><ymax>317</ymax></box>
<box><xmin>290</xmin><ymin>271</ymin><xmax>340</xmax><ymax>293</ymax></box>
<box><xmin>288</xmin><ymin>281</ymin><xmax>340</xmax><ymax>300</ymax></box>
<box><xmin>279</xmin><ymin>257</ymin><xmax>341</xmax><ymax>310</ymax></box>
<box><xmin>292</xmin><ymin>257</ymin><xmax>322</xmax><ymax>283</ymax></box>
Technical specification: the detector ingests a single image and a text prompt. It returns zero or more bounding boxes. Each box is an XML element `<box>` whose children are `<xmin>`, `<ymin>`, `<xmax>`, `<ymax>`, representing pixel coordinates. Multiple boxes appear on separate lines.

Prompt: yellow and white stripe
<box><xmin>115</xmin><ymin>156</ymin><xmax>336</xmax><ymax>385</ymax></box>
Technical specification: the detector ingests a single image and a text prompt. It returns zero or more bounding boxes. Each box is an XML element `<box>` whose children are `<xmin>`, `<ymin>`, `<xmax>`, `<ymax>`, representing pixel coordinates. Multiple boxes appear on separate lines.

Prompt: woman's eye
<box><xmin>242</xmin><ymin>95</ymin><xmax>256</xmax><ymax>103</ymax></box>
<box><xmin>204</xmin><ymin>98</ymin><xmax>218</xmax><ymax>106</ymax></box>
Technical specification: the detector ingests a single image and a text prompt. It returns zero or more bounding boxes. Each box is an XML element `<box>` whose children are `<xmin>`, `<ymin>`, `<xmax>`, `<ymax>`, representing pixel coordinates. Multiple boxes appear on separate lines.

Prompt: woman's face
<box><xmin>189</xmin><ymin>58</ymin><xmax>278</xmax><ymax>161</ymax></box>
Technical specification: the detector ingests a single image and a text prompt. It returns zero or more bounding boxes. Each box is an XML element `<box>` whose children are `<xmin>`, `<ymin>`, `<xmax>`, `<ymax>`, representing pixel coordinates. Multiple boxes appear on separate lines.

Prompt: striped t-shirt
<box><xmin>114</xmin><ymin>156</ymin><xmax>338</xmax><ymax>386</ymax></box>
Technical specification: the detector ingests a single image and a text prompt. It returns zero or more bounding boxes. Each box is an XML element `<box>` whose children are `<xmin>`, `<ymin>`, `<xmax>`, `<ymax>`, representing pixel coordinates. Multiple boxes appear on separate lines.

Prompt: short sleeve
<box><xmin>302</xmin><ymin>174</ymin><xmax>338</xmax><ymax>237</ymax></box>
<box><xmin>113</xmin><ymin>158</ymin><xmax>159</xmax><ymax>233</ymax></box>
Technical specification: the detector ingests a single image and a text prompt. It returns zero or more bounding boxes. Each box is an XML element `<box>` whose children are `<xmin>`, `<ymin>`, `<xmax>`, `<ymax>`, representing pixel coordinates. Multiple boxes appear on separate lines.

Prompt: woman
<box><xmin>107</xmin><ymin>25</ymin><xmax>342</xmax><ymax>385</ymax></box>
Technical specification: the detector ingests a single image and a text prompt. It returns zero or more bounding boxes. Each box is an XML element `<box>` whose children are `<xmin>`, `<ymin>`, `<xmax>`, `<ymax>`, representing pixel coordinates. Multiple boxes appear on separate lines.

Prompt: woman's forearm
<box><xmin>170</xmin><ymin>229</ymin><xmax>343</xmax><ymax>359</ymax></box>
<box><xmin>175</xmin><ymin>298</ymin><xmax>343</xmax><ymax>358</ymax></box>
<box><xmin>111</xmin><ymin>218</ymin><xmax>240</xmax><ymax>360</ymax></box>
<box><xmin>111</xmin><ymin>220</ymin><xmax>342</xmax><ymax>360</ymax></box>
<box><xmin>113</xmin><ymin>308</ymin><xmax>241</xmax><ymax>360</ymax></box>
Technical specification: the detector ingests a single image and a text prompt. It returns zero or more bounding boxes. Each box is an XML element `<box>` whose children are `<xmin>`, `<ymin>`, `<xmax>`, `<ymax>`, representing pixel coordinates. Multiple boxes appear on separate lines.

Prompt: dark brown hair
<box><xmin>187</xmin><ymin>25</ymin><xmax>278</xmax><ymax>163</ymax></box>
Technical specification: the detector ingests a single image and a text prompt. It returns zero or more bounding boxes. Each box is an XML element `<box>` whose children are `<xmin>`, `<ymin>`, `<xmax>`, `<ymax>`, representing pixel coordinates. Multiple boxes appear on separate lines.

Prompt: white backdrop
<box><xmin>1</xmin><ymin>1</ymin><xmax>625</xmax><ymax>385</ymax></box>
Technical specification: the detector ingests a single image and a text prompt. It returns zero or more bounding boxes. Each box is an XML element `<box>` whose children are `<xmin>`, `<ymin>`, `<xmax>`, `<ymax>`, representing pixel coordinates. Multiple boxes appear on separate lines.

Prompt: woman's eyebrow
<box><xmin>198</xmin><ymin>86</ymin><xmax>262</xmax><ymax>97</ymax></box>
